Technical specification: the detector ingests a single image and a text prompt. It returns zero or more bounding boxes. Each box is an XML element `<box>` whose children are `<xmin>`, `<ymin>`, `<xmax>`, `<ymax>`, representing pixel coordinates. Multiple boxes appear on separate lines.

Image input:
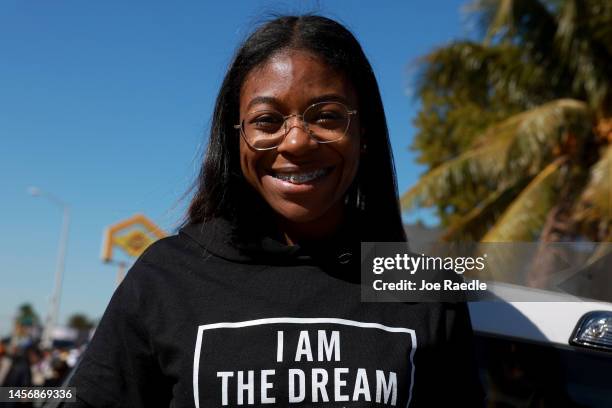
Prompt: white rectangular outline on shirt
<box><xmin>193</xmin><ymin>317</ymin><xmax>417</xmax><ymax>408</ymax></box>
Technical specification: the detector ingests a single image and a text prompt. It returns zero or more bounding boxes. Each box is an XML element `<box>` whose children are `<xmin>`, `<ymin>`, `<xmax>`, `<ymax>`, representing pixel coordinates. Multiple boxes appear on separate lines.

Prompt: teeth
<box><xmin>273</xmin><ymin>168</ymin><xmax>330</xmax><ymax>184</ymax></box>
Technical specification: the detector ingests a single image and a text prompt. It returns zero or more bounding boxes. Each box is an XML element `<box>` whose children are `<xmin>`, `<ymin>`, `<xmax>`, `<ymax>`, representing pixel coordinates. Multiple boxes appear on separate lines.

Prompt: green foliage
<box><xmin>67</xmin><ymin>313</ymin><xmax>94</xmax><ymax>331</ymax></box>
<box><xmin>406</xmin><ymin>0</ymin><xmax>612</xmax><ymax>241</ymax></box>
<box><xmin>481</xmin><ymin>157</ymin><xmax>566</xmax><ymax>241</ymax></box>
<box><xmin>16</xmin><ymin>303</ymin><xmax>40</xmax><ymax>327</ymax></box>
<box><xmin>574</xmin><ymin>145</ymin><xmax>612</xmax><ymax>230</ymax></box>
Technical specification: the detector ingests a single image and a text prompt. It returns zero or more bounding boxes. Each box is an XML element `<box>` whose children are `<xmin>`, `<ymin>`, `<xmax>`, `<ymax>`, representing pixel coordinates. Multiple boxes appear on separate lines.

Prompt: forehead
<box><xmin>240</xmin><ymin>49</ymin><xmax>357</xmax><ymax>111</ymax></box>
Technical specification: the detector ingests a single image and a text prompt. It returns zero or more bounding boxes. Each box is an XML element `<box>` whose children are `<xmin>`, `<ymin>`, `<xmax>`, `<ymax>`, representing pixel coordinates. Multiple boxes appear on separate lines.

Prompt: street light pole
<box><xmin>29</xmin><ymin>187</ymin><xmax>70</xmax><ymax>349</ymax></box>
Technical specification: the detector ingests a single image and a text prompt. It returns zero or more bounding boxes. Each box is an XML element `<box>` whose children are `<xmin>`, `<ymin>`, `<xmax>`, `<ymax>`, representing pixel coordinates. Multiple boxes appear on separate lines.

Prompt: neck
<box><xmin>276</xmin><ymin>203</ymin><xmax>345</xmax><ymax>246</ymax></box>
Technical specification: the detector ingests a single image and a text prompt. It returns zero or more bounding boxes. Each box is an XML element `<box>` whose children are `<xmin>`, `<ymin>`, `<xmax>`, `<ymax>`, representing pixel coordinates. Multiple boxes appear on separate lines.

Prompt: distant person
<box><xmin>2</xmin><ymin>347</ymin><xmax>32</xmax><ymax>388</ymax></box>
<box><xmin>2</xmin><ymin>347</ymin><xmax>33</xmax><ymax>408</ymax></box>
<box><xmin>27</xmin><ymin>347</ymin><xmax>45</xmax><ymax>386</ymax></box>
<box><xmin>67</xmin><ymin>14</ymin><xmax>484</xmax><ymax>407</ymax></box>
<box><xmin>43</xmin><ymin>357</ymin><xmax>69</xmax><ymax>387</ymax></box>
<box><xmin>0</xmin><ymin>339</ymin><xmax>12</xmax><ymax>385</ymax></box>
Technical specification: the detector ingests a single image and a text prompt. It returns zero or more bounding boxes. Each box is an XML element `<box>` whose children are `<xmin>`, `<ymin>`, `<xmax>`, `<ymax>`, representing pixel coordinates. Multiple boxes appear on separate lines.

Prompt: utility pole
<box><xmin>29</xmin><ymin>187</ymin><xmax>70</xmax><ymax>350</ymax></box>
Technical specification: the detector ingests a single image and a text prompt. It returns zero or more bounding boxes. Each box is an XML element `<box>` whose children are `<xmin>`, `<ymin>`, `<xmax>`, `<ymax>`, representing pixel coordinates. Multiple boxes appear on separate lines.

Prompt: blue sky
<box><xmin>0</xmin><ymin>0</ymin><xmax>470</xmax><ymax>336</ymax></box>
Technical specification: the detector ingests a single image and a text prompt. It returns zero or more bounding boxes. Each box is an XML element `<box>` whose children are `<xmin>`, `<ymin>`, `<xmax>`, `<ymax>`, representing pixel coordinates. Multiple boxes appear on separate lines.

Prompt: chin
<box><xmin>273</xmin><ymin>202</ymin><xmax>330</xmax><ymax>224</ymax></box>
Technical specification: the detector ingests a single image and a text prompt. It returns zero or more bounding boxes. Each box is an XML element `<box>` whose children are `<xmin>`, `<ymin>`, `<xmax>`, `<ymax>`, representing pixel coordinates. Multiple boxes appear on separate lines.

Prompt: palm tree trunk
<box><xmin>527</xmin><ymin>203</ymin><xmax>574</xmax><ymax>288</ymax></box>
<box><xmin>527</xmin><ymin>159</ymin><xmax>582</xmax><ymax>288</ymax></box>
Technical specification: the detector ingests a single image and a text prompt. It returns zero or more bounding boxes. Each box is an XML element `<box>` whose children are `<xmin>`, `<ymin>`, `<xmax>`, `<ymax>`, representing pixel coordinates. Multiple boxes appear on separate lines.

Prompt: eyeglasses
<box><xmin>234</xmin><ymin>101</ymin><xmax>357</xmax><ymax>151</ymax></box>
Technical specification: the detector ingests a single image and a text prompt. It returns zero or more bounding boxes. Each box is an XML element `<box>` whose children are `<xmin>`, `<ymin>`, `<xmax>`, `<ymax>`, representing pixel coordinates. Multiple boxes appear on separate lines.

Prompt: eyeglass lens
<box><xmin>242</xmin><ymin>102</ymin><xmax>351</xmax><ymax>149</ymax></box>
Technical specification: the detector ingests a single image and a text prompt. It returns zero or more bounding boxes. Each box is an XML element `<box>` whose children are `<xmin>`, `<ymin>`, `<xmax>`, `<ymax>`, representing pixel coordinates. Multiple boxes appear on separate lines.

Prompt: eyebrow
<box><xmin>246</xmin><ymin>93</ymin><xmax>352</xmax><ymax>111</ymax></box>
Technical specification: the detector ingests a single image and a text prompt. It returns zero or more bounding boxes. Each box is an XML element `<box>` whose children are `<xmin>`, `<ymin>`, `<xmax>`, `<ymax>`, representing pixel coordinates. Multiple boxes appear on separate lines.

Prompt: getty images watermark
<box><xmin>372</xmin><ymin>252</ymin><xmax>488</xmax><ymax>291</ymax></box>
<box><xmin>360</xmin><ymin>242</ymin><xmax>612</xmax><ymax>302</ymax></box>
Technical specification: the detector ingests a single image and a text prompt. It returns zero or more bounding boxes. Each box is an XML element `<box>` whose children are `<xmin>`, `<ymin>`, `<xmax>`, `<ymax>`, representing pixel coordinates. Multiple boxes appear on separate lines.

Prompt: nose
<box><xmin>276</xmin><ymin>117</ymin><xmax>317</xmax><ymax>156</ymax></box>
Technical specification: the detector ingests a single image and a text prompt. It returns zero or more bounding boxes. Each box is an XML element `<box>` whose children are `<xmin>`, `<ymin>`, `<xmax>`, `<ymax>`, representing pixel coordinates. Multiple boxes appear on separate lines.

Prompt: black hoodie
<box><xmin>68</xmin><ymin>217</ymin><xmax>485</xmax><ymax>407</ymax></box>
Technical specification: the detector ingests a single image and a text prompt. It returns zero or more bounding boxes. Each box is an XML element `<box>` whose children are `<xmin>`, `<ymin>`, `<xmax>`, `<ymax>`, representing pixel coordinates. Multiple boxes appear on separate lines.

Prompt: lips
<box><xmin>269</xmin><ymin>166</ymin><xmax>334</xmax><ymax>185</ymax></box>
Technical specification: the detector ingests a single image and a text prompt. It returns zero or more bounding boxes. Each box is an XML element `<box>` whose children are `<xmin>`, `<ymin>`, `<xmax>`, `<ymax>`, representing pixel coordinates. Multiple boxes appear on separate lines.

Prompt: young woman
<box><xmin>68</xmin><ymin>15</ymin><xmax>484</xmax><ymax>407</ymax></box>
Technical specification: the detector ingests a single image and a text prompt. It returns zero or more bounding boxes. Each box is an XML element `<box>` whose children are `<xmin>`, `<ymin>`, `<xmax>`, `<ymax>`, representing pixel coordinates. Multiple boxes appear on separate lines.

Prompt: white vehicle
<box><xmin>404</xmin><ymin>225</ymin><xmax>612</xmax><ymax>407</ymax></box>
<box><xmin>470</xmin><ymin>283</ymin><xmax>612</xmax><ymax>407</ymax></box>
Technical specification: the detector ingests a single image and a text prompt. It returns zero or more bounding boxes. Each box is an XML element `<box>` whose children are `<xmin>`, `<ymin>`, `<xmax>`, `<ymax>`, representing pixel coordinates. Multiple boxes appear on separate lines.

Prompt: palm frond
<box><xmin>481</xmin><ymin>157</ymin><xmax>567</xmax><ymax>242</ymax></box>
<box><xmin>499</xmin><ymin>99</ymin><xmax>593</xmax><ymax>175</ymax></box>
<box><xmin>555</xmin><ymin>0</ymin><xmax>612</xmax><ymax>110</ymax></box>
<box><xmin>409</xmin><ymin>1</ymin><xmax>609</xmax><ymax>238</ymax></box>
<box><xmin>405</xmin><ymin>99</ymin><xmax>592</xmax><ymax>213</ymax></box>
<box><xmin>441</xmin><ymin>188</ymin><xmax>506</xmax><ymax>241</ymax></box>
<box><xmin>585</xmin><ymin>0</ymin><xmax>612</xmax><ymax>57</ymax></box>
<box><xmin>574</xmin><ymin>144</ymin><xmax>612</xmax><ymax>223</ymax></box>
<box><xmin>469</xmin><ymin>0</ymin><xmax>557</xmax><ymax>52</ymax></box>
<box><xmin>401</xmin><ymin>139</ymin><xmax>511</xmax><ymax>210</ymax></box>
<box><xmin>416</xmin><ymin>41</ymin><xmax>554</xmax><ymax>109</ymax></box>
<box><xmin>483</xmin><ymin>0</ymin><xmax>515</xmax><ymax>43</ymax></box>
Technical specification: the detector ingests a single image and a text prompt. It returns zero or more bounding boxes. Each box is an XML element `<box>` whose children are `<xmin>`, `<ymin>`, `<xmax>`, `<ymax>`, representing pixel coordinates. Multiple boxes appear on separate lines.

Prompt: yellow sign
<box><xmin>101</xmin><ymin>214</ymin><xmax>166</xmax><ymax>262</ymax></box>
<box><xmin>114</xmin><ymin>230</ymin><xmax>155</xmax><ymax>257</ymax></box>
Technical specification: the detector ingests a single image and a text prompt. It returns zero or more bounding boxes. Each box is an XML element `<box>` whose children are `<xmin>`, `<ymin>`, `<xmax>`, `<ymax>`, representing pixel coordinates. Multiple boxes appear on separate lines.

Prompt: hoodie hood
<box><xmin>179</xmin><ymin>213</ymin><xmax>361</xmax><ymax>277</ymax></box>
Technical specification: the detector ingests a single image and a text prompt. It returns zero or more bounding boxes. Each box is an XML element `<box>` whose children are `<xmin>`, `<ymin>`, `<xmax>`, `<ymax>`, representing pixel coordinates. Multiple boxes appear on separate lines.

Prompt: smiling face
<box><xmin>238</xmin><ymin>49</ymin><xmax>362</xmax><ymax>240</ymax></box>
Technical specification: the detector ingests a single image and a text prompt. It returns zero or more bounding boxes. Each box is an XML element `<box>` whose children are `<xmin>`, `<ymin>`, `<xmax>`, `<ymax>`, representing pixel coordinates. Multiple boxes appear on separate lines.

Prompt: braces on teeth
<box><xmin>275</xmin><ymin>169</ymin><xmax>328</xmax><ymax>183</ymax></box>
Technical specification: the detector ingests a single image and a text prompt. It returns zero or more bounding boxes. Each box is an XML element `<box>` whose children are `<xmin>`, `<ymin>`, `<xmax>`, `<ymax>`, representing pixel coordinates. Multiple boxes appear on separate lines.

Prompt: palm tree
<box><xmin>403</xmin><ymin>0</ymin><xmax>611</xmax><ymax>249</ymax></box>
<box><xmin>67</xmin><ymin>314</ymin><xmax>94</xmax><ymax>332</ymax></box>
<box><xmin>16</xmin><ymin>303</ymin><xmax>40</xmax><ymax>328</ymax></box>
<box><xmin>13</xmin><ymin>303</ymin><xmax>41</xmax><ymax>340</ymax></box>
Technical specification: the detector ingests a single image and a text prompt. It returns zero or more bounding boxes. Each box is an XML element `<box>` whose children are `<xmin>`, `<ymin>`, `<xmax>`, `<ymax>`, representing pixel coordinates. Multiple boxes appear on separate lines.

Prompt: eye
<box><xmin>248</xmin><ymin>114</ymin><xmax>284</xmax><ymax>133</ymax></box>
<box><xmin>252</xmin><ymin>115</ymin><xmax>282</xmax><ymax>124</ymax></box>
<box><xmin>315</xmin><ymin>111</ymin><xmax>343</xmax><ymax>121</ymax></box>
<box><xmin>309</xmin><ymin>110</ymin><xmax>347</xmax><ymax>130</ymax></box>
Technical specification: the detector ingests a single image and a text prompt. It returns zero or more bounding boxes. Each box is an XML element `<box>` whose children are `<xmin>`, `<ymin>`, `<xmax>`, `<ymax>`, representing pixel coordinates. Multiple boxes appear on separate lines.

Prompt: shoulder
<box><xmin>139</xmin><ymin>232</ymin><xmax>200</xmax><ymax>263</ymax></box>
<box><xmin>131</xmin><ymin>229</ymin><xmax>208</xmax><ymax>272</ymax></box>
<box><xmin>119</xmin><ymin>232</ymin><xmax>205</xmax><ymax>292</ymax></box>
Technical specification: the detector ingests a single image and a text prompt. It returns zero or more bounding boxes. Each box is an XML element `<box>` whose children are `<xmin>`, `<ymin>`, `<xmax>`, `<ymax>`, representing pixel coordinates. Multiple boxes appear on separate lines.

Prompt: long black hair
<box><xmin>186</xmin><ymin>14</ymin><xmax>406</xmax><ymax>242</ymax></box>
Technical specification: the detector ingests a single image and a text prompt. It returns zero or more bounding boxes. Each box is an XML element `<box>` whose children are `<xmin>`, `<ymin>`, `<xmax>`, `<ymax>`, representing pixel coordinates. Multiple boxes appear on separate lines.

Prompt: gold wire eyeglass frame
<box><xmin>234</xmin><ymin>101</ymin><xmax>358</xmax><ymax>151</ymax></box>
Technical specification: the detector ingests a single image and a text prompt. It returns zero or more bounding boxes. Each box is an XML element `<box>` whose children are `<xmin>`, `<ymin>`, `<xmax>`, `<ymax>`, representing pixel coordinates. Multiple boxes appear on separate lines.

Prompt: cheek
<box><xmin>239</xmin><ymin>141</ymin><xmax>261</xmax><ymax>186</ymax></box>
